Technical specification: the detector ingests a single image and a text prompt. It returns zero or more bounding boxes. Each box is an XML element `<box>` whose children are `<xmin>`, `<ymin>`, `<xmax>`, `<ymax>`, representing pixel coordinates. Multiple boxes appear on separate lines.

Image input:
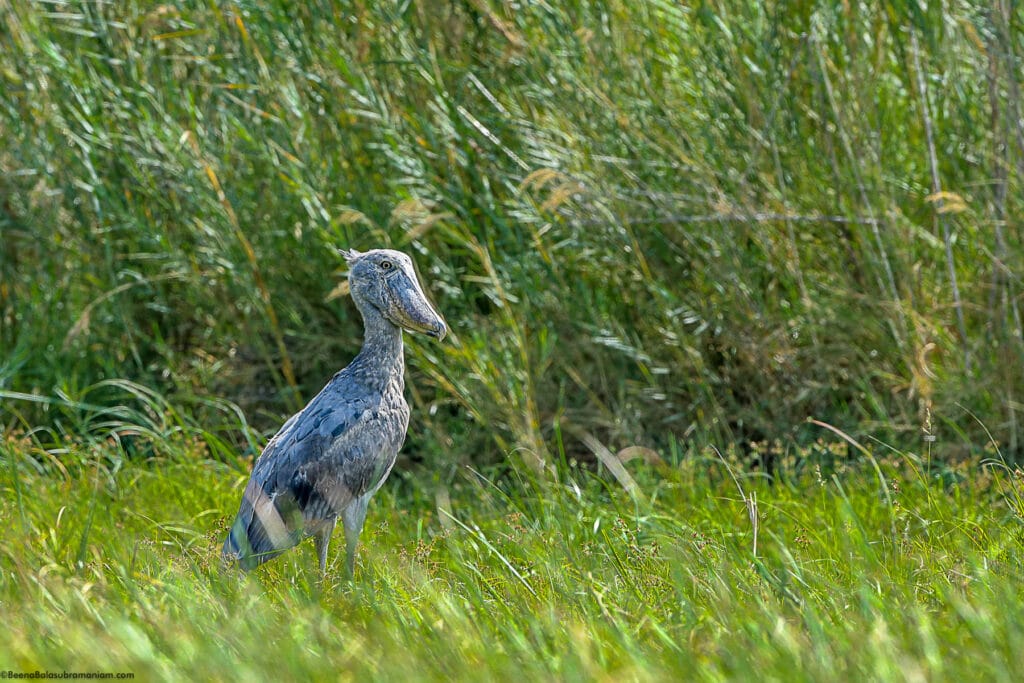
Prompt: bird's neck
<box><xmin>351</xmin><ymin>305</ymin><xmax>405</xmax><ymax>390</ymax></box>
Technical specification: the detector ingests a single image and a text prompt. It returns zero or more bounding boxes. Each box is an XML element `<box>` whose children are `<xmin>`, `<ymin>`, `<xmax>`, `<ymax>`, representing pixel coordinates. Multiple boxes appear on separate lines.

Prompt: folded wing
<box><xmin>222</xmin><ymin>390</ymin><xmax>376</xmax><ymax>570</ymax></box>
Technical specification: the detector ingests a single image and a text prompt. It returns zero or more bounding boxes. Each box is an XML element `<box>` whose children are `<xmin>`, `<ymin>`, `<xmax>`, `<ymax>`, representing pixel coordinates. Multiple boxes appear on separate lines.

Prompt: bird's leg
<box><xmin>342</xmin><ymin>495</ymin><xmax>370</xmax><ymax>578</ymax></box>
<box><xmin>314</xmin><ymin>518</ymin><xmax>336</xmax><ymax>577</ymax></box>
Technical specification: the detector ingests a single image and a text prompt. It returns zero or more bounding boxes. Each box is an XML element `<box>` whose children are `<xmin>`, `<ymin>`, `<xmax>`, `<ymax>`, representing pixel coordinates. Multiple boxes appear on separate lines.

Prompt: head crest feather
<box><xmin>338</xmin><ymin>248</ymin><xmax>363</xmax><ymax>263</ymax></box>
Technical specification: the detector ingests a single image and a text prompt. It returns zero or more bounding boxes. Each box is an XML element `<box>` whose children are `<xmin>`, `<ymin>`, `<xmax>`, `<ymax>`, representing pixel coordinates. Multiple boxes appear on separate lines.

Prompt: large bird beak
<box><xmin>387</xmin><ymin>270</ymin><xmax>447</xmax><ymax>340</ymax></box>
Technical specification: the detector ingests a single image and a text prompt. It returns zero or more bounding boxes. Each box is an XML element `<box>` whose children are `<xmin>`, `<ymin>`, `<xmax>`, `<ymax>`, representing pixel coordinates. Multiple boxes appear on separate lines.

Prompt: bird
<box><xmin>222</xmin><ymin>248</ymin><xmax>446</xmax><ymax>577</ymax></box>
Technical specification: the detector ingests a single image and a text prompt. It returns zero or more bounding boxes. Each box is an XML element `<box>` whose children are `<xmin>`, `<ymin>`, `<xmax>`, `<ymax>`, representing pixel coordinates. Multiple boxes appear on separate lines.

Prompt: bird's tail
<box><xmin>221</xmin><ymin>514</ymin><xmax>260</xmax><ymax>571</ymax></box>
<box><xmin>222</xmin><ymin>481</ymin><xmax>303</xmax><ymax>571</ymax></box>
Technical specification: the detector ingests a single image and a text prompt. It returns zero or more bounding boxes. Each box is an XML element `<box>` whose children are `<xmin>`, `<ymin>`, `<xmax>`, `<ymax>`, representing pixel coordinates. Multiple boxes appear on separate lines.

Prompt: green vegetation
<box><xmin>3</xmin><ymin>429</ymin><xmax>1024</xmax><ymax>680</ymax></box>
<box><xmin>3</xmin><ymin>0</ymin><xmax>1024</xmax><ymax>679</ymax></box>
<box><xmin>2</xmin><ymin>1</ymin><xmax>1022</xmax><ymax>462</ymax></box>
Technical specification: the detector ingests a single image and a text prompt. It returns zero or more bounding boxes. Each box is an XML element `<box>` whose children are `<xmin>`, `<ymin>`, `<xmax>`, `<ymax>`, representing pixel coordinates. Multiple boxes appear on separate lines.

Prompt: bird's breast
<box><xmin>334</xmin><ymin>384</ymin><xmax>408</xmax><ymax>498</ymax></box>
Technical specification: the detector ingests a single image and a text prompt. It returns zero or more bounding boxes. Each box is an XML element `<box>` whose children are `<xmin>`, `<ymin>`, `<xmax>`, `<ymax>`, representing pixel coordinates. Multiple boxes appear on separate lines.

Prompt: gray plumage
<box><xmin>222</xmin><ymin>248</ymin><xmax>446</xmax><ymax>577</ymax></box>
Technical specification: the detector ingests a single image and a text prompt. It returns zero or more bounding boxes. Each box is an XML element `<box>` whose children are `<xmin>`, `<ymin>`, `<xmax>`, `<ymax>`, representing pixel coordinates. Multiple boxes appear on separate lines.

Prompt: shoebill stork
<box><xmin>222</xmin><ymin>248</ymin><xmax>446</xmax><ymax>577</ymax></box>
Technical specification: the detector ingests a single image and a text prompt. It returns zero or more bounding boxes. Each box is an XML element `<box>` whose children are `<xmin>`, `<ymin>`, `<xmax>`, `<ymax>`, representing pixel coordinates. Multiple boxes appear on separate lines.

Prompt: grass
<box><xmin>3</xmin><ymin>425</ymin><xmax>1024</xmax><ymax>680</ymax></box>
<box><xmin>3</xmin><ymin>2</ymin><xmax>1024</xmax><ymax>678</ymax></box>
<box><xmin>2</xmin><ymin>1</ymin><xmax>1023</xmax><ymax>466</ymax></box>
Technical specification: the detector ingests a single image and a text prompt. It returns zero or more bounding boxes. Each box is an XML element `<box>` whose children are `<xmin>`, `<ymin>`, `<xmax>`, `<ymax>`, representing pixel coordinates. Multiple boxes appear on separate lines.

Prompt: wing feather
<box><xmin>222</xmin><ymin>381</ymin><xmax>378</xmax><ymax>569</ymax></box>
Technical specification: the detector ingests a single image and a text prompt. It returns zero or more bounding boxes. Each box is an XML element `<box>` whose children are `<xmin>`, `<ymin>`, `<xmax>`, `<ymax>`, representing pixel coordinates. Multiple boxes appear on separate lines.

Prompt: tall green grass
<box><xmin>3</xmin><ymin>430</ymin><xmax>1024</xmax><ymax>680</ymax></box>
<box><xmin>3</xmin><ymin>4</ymin><xmax>1023</xmax><ymax>676</ymax></box>
<box><xmin>2</xmin><ymin>1</ymin><xmax>1022</xmax><ymax>468</ymax></box>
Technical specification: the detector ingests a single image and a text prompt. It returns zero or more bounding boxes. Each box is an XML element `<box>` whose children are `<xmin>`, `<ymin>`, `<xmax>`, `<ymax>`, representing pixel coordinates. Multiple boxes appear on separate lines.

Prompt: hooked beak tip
<box><xmin>430</xmin><ymin>321</ymin><xmax>448</xmax><ymax>341</ymax></box>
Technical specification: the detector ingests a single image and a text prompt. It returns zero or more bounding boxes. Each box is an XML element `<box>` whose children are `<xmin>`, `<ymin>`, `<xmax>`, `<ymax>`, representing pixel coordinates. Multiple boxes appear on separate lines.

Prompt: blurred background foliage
<box><xmin>1</xmin><ymin>0</ymin><xmax>1022</xmax><ymax>470</ymax></box>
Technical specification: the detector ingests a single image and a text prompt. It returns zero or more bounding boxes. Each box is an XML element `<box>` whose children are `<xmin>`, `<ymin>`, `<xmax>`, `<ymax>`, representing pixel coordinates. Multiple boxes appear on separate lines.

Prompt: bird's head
<box><xmin>340</xmin><ymin>248</ymin><xmax>447</xmax><ymax>340</ymax></box>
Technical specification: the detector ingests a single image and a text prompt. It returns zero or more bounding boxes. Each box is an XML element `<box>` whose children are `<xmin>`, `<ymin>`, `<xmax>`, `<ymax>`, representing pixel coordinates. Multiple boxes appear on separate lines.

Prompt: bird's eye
<box><xmin>380</xmin><ymin>260</ymin><xmax>393</xmax><ymax>270</ymax></box>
